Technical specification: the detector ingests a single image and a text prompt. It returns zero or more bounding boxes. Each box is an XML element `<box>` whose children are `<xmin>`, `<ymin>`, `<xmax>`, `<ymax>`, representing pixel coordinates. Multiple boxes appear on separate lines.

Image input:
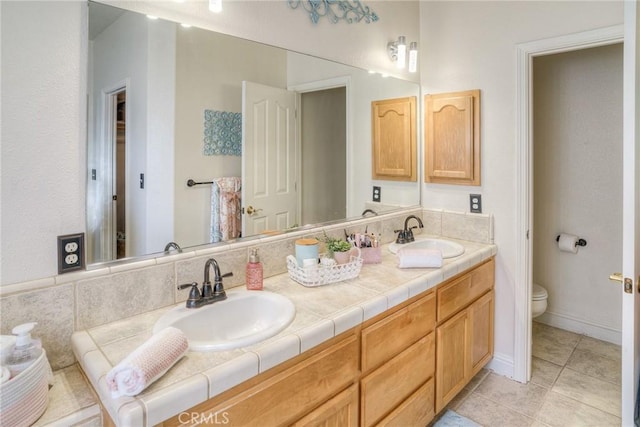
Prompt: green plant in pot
<box><xmin>321</xmin><ymin>232</ymin><xmax>354</xmax><ymax>264</ymax></box>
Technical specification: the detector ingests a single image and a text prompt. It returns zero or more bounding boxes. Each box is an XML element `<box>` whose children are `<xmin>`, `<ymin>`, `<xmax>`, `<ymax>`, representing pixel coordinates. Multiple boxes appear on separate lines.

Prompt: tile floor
<box><xmin>437</xmin><ymin>322</ymin><xmax>622</xmax><ymax>426</ymax></box>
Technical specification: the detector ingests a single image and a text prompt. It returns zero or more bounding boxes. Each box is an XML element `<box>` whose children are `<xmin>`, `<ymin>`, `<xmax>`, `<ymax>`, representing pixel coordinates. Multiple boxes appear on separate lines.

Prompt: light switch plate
<box><xmin>470</xmin><ymin>194</ymin><xmax>482</xmax><ymax>213</ymax></box>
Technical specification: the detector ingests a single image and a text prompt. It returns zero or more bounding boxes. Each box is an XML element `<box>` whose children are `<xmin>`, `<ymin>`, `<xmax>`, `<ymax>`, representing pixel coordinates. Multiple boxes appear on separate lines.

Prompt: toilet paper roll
<box><xmin>558</xmin><ymin>233</ymin><xmax>579</xmax><ymax>253</ymax></box>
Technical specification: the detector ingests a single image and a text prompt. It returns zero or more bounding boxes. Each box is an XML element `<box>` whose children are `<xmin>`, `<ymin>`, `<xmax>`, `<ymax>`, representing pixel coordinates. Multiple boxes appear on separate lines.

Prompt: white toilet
<box><xmin>532</xmin><ymin>283</ymin><xmax>548</xmax><ymax>318</ymax></box>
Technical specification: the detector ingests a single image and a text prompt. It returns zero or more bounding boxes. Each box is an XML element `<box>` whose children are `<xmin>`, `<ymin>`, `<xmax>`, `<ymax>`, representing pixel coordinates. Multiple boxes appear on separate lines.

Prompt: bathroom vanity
<box><xmin>72</xmin><ymin>237</ymin><xmax>496</xmax><ymax>426</ymax></box>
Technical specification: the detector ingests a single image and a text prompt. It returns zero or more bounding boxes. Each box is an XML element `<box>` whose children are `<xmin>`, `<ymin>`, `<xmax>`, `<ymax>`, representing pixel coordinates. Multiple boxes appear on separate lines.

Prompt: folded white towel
<box><xmin>106</xmin><ymin>326</ymin><xmax>188</xmax><ymax>398</ymax></box>
<box><xmin>397</xmin><ymin>248</ymin><xmax>443</xmax><ymax>268</ymax></box>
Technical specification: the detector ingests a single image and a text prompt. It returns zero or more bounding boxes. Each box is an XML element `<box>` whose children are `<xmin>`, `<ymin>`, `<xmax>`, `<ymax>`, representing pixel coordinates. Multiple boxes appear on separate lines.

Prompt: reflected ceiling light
<box><xmin>146</xmin><ymin>15</ymin><xmax>159</xmax><ymax>20</ymax></box>
<box><xmin>388</xmin><ymin>36</ymin><xmax>418</xmax><ymax>72</ymax></box>
<box><xmin>209</xmin><ymin>0</ymin><xmax>222</xmax><ymax>13</ymax></box>
<box><xmin>180</xmin><ymin>23</ymin><xmax>192</xmax><ymax>28</ymax></box>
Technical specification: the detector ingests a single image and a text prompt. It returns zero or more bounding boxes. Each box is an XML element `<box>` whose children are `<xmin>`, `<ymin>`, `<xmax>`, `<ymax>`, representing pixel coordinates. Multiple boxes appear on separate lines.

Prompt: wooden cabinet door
<box><xmin>377</xmin><ymin>378</ymin><xmax>435</xmax><ymax>427</ymax></box>
<box><xmin>425</xmin><ymin>90</ymin><xmax>480</xmax><ymax>185</ymax></box>
<box><xmin>469</xmin><ymin>290</ymin><xmax>494</xmax><ymax>377</ymax></box>
<box><xmin>435</xmin><ymin>309</ymin><xmax>470</xmax><ymax>413</ymax></box>
<box><xmin>371</xmin><ymin>97</ymin><xmax>417</xmax><ymax>182</ymax></box>
<box><xmin>292</xmin><ymin>384</ymin><xmax>359</xmax><ymax>427</ymax></box>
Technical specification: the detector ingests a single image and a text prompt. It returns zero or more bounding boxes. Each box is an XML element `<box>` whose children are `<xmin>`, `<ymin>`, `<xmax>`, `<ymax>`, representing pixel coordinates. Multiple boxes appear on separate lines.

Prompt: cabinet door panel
<box><xmin>435</xmin><ymin>310</ymin><xmax>469</xmax><ymax>413</ymax></box>
<box><xmin>470</xmin><ymin>290</ymin><xmax>494</xmax><ymax>376</ymax></box>
<box><xmin>361</xmin><ymin>333</ymin><xmax>435</xmax><ymax>427</ymax></box>
<box><xmin>362</xmin><ymin>291</ymin><xmax>435</xmax><ymax>372</ymax></box>
<box><xmin>292</xmin><ymin>384</ymin><xmax>359</xmax><ymax>427</ymax></box>
<box><xmin>371</xmin><ymin>97</ymin><xmax>417</xmax><ymax>181</ymax></box>
<box><xmin>425</xmin><ymin>89</ymin><xmax>480</xmax><ymax>185</ymax></box>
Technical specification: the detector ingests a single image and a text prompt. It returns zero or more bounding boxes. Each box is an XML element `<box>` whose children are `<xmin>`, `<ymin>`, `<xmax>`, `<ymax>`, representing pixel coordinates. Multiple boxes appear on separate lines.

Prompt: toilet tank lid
<box><xmin>533</xmin><ymin>283</ymin><xmax>548</xmax><ymax>300</ymax></box>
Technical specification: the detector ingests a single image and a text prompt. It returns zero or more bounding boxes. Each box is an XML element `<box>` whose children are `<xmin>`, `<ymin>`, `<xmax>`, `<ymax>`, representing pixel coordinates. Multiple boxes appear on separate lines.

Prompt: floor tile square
<box><xmin>566</xmin><ymin>347</ymin><xmax>621</xmax><ymax>385</ymax></box>
<box><xmin>531</xmin><ymin>356</ymin><xmax>562</xmax><ymax>388</ymax></box>
<box><xmin>536</xmin><ymin>390</ymin><xmax>621</xmax><ymax>427</ymax></box>
<box><xmin>552</xmin><ymin>367</ymin><xmax>621</xmax><ymax>417</ymax></box>
<box><xmin>474</xmin><ymin>372</ymin><xmax>548</xmax><ymax>417</ymax></box>
<box><xmin>456</xmin><ymin>393</ymin><xmax>535</xmax><ymax>427</ymax></box>
<box><xmin>532</xmin><ymin>322</ymin><xmax>580</xmax><ymax>366</ymax></box>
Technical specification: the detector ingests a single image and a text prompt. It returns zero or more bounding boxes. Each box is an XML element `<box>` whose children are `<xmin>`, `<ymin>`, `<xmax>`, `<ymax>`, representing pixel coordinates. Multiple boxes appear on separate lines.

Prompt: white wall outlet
<box><xmin>58</xmin><ymin>233</ymin><xmax>85</xmax><ymax>274</ymax></box>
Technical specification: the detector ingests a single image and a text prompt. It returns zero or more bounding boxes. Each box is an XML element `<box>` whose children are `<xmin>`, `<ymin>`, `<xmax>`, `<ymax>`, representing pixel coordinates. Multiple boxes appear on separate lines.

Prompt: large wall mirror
<box><xmin>86</xmin><ymin>1</ymin><xmax>420</xmax><ymax>265</ymax></box>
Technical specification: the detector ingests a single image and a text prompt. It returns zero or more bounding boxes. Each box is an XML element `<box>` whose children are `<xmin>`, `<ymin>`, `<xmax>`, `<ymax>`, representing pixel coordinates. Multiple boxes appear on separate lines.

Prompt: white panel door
<box><xmin>621</xmin><ymin>2</ymin><xmax>640</xmax><ymax>425</ymax></box>
<box><xmin>242</xmin><ymin>81</ymin><xmax>298</xmax><ymax>237</ymax></box>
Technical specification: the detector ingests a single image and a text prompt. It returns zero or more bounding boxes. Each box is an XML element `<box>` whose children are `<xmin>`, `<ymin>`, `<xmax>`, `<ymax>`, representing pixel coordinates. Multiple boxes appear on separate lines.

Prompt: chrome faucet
<box><xmin>361</xmin><ymin>208</ymin><xmax>378</xmax><ymax>217</ymax></box>
<box><xmin>394</xmin><ymin>215</ymin><xmax>424</xmax><ymax>244</ymax></box>
<box><xmin>164</xmin><ymin>241</ymin><xmax>182</xmax><ymax>253</ymax></box>
<box><xmin>177</xmin><ymin>258</ymin><xmax>232</xmax><ymax>308</ymax></box>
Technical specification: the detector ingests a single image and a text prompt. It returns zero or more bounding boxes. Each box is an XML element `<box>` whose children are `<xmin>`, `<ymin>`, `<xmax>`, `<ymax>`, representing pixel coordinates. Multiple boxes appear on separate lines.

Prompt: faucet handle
<box><xmin>178</xmin><ymin>282</ymin><xmax>203</xmax><ymax>309</ymax></box>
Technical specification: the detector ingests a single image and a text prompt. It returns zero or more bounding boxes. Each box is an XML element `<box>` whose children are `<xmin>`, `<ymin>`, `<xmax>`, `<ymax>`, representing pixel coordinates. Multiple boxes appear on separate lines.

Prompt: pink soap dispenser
<box><xmin>246</xmin><ymin>248</ymin><xmax>263</xmax><ymax>290</ymax></box>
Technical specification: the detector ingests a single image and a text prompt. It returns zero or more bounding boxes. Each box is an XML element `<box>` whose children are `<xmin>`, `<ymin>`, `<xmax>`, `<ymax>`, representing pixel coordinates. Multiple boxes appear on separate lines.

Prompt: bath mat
<box><xmin>433</xmin><ymin>409</ymin><xmax>481</xmax><ymax>427</ymax></box>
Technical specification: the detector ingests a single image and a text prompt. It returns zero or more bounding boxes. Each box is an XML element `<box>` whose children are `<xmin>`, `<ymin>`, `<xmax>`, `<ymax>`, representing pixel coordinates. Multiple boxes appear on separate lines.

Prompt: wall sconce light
<box><xmin>209</xmin><ymin>0</ymin><xmax>222</xmax><ymax>13</ymax></box>
<box><xmin>388</xmin><ymin>36</ymin><xmax>418</xmax><ymax>73</ymax></box>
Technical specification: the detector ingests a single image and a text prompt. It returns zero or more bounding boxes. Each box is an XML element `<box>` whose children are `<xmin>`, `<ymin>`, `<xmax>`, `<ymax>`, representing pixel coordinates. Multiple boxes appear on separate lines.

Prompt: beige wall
<box><xmin>533</xmin><ymin>44</ymin><xmax>623</xmax><ymax>343</ymax></box>
<box><xmin>420</xmin><ymin>0</ymin><xmax>624</xmax><ymax>375</ymax></box>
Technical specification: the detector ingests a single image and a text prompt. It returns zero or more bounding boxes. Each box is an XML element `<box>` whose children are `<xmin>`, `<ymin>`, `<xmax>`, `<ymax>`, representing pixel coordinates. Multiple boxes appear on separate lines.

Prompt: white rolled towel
<box><xmin>397</xmin><ymin>248</ymin><xmax>443</xmax><ymax>268</ymax></box>
<box><xmin>106</xmin><ymin>326</ymin><xmax>188</xmax><ymax>398</ymax></box>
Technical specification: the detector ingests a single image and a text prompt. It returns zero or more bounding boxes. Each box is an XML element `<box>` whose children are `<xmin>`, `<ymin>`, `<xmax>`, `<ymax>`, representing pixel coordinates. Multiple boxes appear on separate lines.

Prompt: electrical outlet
<box><xmin>58</xmin><ymin>233</ymin><xmax>85</xmax><ymax>274</ymax></box>
<box><xmin>470</xmin><ymin>194</ymin><xmax>482</xmax><ymax>213</ymax></box>
<box><xmin>372</xmin><ymin>186</ymin><xmax>381</xmax><ymax>202</ymax></box>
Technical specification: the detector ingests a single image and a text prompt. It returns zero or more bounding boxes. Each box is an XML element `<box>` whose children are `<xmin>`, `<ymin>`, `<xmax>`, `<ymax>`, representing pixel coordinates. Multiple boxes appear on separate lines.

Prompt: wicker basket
<box><xmin>287</xmin><ymin>250</ymin><xmax>363</xmax><ymax>287</ymax></box>
<box><xmin>0</xmin><ymin>350</ymin><xmax>51</xmax><ymax>427</ymax></box>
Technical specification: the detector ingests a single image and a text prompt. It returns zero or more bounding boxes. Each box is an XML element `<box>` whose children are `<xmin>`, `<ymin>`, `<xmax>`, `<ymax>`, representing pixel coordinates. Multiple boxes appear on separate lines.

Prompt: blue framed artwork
<box><xmin>204</xmin><ymin>110</ymin><xmax>242</xmax><ymax>156</ymax></box>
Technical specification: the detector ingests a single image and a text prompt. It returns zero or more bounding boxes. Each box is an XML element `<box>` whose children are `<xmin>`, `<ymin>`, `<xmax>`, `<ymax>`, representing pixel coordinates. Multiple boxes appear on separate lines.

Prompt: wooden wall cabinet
<box><xmin>435</xmin><ymin>258</ymin><xmax>495</xmax><ymax>413</ymax></box>
<box><xmin>425</xmin><ymin>90</ymin><xmax>480</xmax><ymax>186</ymax></box>
<box><xmin>371</xmin><ymin>96</ymin><xmax>417</xmax><ymax>182</ymax></box>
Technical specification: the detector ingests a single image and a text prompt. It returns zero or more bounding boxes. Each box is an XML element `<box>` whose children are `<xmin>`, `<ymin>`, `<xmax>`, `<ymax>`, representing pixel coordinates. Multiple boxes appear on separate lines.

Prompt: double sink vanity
<box><xmin>71</xmin><ymin>230</ymin><xmax>496</xmax><ymax>426</ymax></box>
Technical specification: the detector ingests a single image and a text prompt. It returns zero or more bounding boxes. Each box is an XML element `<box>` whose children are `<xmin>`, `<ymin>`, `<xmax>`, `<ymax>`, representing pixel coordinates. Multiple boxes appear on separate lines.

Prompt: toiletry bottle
<box><xmin>246</xmin><ymin>248</ymin><xmax>263</xmax><ymax>290</ymax></box>
<box><xmin>6</xmin><ymin>322</ymin><xmax>42</xmax><ymax>378</ymax></box>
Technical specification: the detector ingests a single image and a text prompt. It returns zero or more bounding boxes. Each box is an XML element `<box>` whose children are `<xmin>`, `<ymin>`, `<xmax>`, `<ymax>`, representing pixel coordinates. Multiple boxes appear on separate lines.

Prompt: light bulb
<box><xmin>209</xmin><ymin>0</ymin><xmax>222</xmax><ymax>13</ymax></box>
<box><xmin>409</xmin><ymin>42</ymin><xmax>418</xmax><ymax>73</ymax></box>
<box><xmin>396</xmin><ymin>36</ymin><xmax>406</xmax><ymax>69</ymax></box>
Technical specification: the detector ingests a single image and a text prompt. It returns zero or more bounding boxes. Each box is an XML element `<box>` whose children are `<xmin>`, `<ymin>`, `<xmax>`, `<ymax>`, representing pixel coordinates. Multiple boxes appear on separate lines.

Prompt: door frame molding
<box><xmin>514</xmin><ymin>25</ymin><xmax>624</xmax><ymax>383</ymax></box>
<box><xmin>100</xmin><ymin>80</ymin><xmax>130</xmax><ymax>261</ymax></box>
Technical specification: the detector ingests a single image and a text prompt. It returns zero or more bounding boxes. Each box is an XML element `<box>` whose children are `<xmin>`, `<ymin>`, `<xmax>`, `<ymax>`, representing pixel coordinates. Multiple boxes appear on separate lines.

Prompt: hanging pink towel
<box><xmin>210</xmin><ymin>177</ymin><xmax>242</xmax><ymax>242</ymax></box>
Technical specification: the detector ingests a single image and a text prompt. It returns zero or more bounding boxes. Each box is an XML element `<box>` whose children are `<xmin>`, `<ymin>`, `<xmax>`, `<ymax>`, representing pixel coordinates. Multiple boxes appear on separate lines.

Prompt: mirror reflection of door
<box><xmin>242</xmin><ymin>81</ymin><xmax>298</xmax><ymax>236</ymax></box>
<box><xmin>114</xmin><ymin>91</ymin><xmax>126</xmax><ymax>259</ymax></box>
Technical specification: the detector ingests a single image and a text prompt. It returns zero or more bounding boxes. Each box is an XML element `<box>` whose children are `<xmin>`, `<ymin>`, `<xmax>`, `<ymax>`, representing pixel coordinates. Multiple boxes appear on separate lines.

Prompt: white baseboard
<box><xmin>536</xmin><ymin>311</ymin><xmax>621</xmax><ymax>345</ymax></box>
<box><xmin>486</xmin><ymin>352</ymin><xmax>515</xmax><ymax>380</ymax></box>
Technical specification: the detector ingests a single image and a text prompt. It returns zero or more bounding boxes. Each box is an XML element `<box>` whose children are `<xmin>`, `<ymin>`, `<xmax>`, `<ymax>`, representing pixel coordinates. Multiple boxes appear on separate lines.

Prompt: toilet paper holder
<box><xmin>555</xmin><ymin>235</ymin><xmax>587</xmax><ymax>247</ymax></box>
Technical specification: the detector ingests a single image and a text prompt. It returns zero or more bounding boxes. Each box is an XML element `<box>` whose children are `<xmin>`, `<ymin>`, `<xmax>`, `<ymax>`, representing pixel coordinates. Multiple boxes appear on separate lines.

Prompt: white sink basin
<box><xmin>153</xmin><ymin>290</ymin><xmax>296</xmax><ymax>352</ymax></box>
<box><xmin>389</xmin><ymin>237</ymin><xmax>465</xmax><ymax>259</ymax></box>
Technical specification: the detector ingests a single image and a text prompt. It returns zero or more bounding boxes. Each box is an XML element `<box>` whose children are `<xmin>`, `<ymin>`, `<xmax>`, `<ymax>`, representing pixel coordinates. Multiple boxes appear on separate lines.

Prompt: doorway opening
<box><xmin>515</xmin><ymin>25</ymin><xmax>624</xmax><ymax>384</ymax></box>
<box><xmin>113</xmin><ymin>90</ymin><xmax>127</xmax><ymax>259</ymax></box>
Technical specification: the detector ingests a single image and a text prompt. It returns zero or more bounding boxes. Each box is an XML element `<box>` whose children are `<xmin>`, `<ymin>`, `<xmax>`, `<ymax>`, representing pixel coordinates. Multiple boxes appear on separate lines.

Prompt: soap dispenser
<box><xmin>6</xmin><ymin>322</ymin><xmax>42</xmax><ymax>378</ymax></box>
<box><xmin>246</xmin><ymin>248</ymin><xmax>263</xmax><ymax>290</ymax></box>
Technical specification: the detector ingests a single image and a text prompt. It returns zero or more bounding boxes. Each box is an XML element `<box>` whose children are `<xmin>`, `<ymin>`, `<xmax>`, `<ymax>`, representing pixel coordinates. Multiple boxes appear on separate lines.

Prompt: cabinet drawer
<box><xmin>362</xmin><ymin>291</ymin><xmax>435</xmax><ymax>372</ymax></box>
<box><xmin>437</xmin><ymin>258</ymin><xmax>494</xmax><ymax>322</ymax></box>
<box><xmin>200</xmin><ymin>334</ymin><xmax>359</xmax><ymax>426</ymax></box>
<box><xmin>360</xmin><ymin>332</ymin><xmax>435</xmax><ymax>427</ymax></box>
<box><xmin>292</xmin><ymin>383</ymin><xmax>359</xmax><ymax>427</ymax></box>
<box><xmin>376</xmin><ymin>378</ymin><xmax>435</xmax><ymax>427</ymax></box>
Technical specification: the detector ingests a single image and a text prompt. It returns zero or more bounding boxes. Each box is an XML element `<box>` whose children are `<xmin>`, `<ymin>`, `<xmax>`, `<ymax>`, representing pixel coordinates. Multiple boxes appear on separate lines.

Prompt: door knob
<box><xmin>609</xmin><ymin>272</ymin><xmax>623</xmax><ymax>283</ymax></box>
<box><xmin>246</xmin><ymin>206</ymin><xmax>263</xmax><ymax>215</ymax></box>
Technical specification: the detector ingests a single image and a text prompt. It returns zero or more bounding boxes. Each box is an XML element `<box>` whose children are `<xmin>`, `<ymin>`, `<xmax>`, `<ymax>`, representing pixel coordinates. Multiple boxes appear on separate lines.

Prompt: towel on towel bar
<box><xmin>397</xmin><ymin>247</ymin><xmax>443</xmax><ymax>269</ymax></box>
<box><xmin>106</xmin><ymin>327</ymin><xmax>188</xmax><ymax>398</ymax></box>
<box><xmin>210</xmin><ymin>177</ymin><xmax>242</xmax><ymax>243</ymax></box>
